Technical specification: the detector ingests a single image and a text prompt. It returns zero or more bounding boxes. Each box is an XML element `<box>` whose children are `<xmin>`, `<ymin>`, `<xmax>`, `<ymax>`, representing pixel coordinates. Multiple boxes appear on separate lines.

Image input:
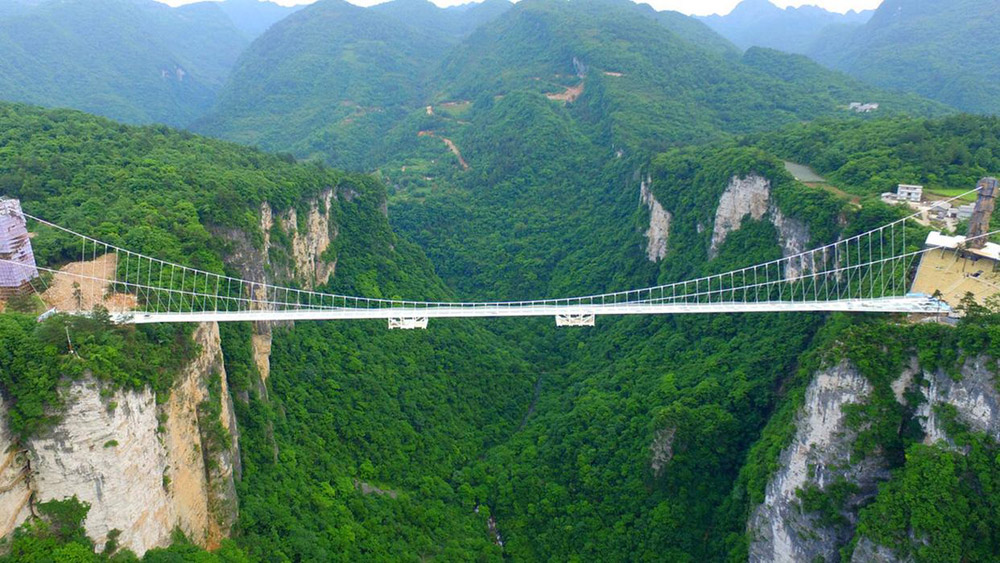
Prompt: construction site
<box><xmin>0</xmin><ymin>198</ymin><xmax>38</xmax><ymax>300</ymax></box>
<box><xmin>911</xmin><ymin>177</ymin><xmax>1000</xmax><ymax>311</ymax></box>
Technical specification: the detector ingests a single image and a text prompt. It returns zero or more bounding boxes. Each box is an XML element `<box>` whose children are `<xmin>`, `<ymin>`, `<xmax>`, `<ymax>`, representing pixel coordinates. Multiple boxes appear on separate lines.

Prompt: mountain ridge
<box><xmin>698</xmin><ymin>0</ymin><xmax>873</xmax><ymax>53</ymax></box>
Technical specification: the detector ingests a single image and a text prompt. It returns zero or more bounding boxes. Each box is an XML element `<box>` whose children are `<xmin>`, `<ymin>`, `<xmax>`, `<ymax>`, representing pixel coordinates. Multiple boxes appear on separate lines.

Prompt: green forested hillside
<box><xmin>756</xmin><ymin>114</ymin><xmax>1000</xmax><ymax>195</ymax></box>
<box><xmin>195</xmin><ymin>0</ymin><xmax>449</xmax><ymax>170</ymax></box>
<box><xmin>0</xmin><ymin>0</ymin><xmax>248</xmax><ymax>126</ymax></box>
<box><xmin>202</xmin><ymin>0</ymin><xmax>947</xmax><ymax>174</ymax></box>
<box><xmin>808</xmin><ymin>0</ymin><xmax>1000</xmax><ymax>115</ymax></box>
<box><xmin>1</xmin><ymin>0</ymin><xmax>999</xmax><ymax>559</ymax></box>
<box><xmin>431</xmin><ymin>0</ymin><xmax>941</xmax><ymax>152</ymax></box>
<box><xmin>199</xmin><ymin>0</ymin><xmax>302</xmax><ymax>39</ymax></box>
<box><xmin>371</xmin><ymin>0</ymin><xmax>512</xmax><ymax>42</ymax></box>
<box><xmin>201</xmin><ymin>0</ymin><xmax>946</xmax><ymax>306</ymax></box>
<box><xmin>0</xmin><ymin>103</ymin><xmax>532</xmax><ymax>560</ymax></box>
<box><xmin>2</xmin><ymin>88</ymin><xmax>1000</xmax><ymax>563</ymax></box>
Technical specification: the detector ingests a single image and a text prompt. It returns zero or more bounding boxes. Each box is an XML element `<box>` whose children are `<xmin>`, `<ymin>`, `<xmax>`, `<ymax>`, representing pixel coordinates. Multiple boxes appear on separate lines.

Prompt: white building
<box><xmin>897</xmin><ymin>184</ymin><xmax>923</xmax><ymax>202</ymax></box>
<box><xmin>957</xmin><ymin>203</ymin><xmax>976</xmax><ymax>221</ymax></box>
<box><xmin>849</xmin><ymin>102</ymin><xmax>880</xmax><ymax>113</ymax></box>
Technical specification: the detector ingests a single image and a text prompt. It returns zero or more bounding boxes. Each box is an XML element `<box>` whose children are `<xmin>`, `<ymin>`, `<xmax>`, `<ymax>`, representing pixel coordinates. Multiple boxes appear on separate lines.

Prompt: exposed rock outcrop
<box><xmin>850</xmin><ymin>537</ymin><xmax>911</xmax><ymax>562</ymax></box>
<box><xmin>919</xmin><ymin>355</ymin><xmax>1000</xmax><ymax>444</ymax></box>
<box><xmin>748</xmin><ymin>361</ymin><xmax>887</xmax><ymax>563</ymax></box>
<box><xmin>752</xmin><ymin>354</ymin><xmax>1000</xmax><ymax>562</ymax></box>
<box><xmin>29</xmin><ymin>380</ymin><xmax>172</xmax><ymax>554</ymax></box>
<box><xmin>211</xmin><ymin>189</ymin><xmax>341</xmax><ymax>398</ymax></box>
<box><xmin>0</xmin><ymin>412</ymin><xmax>31</xmax><ymax>538</ymax></box>
<box><xmin>162</xmin><ymin>322</ymin><xmax>240</xmax><ymax>549</ymax></box>
<box><xmin>772</xmin><ymin>209</ymin><xmax>813</xmax><ymax>279</ymax></box>
<box><xmin>1</xmin><ymin>322</ymin><xmax>240</xmax><ymax>556</ymax></box>
<box><xmin>709</xmin><ymin>174</ymin><xmax>814</xmax><ymax>279</ymax></box>
<box><xmin>640</xmin><ymin>175</ymin><xmax>671</xmax><ymax>262</ymax></box>
<box><xmin>279</xmin><ymin>189</ymin><xmax>337</xmax><ymax>289</ymax></box>
<box><xmin>710</xmin><ymin>174</ymin><xmax>771</xmax><ymax>258</ymax></box>
<box><xmin>649</xmin><ymin>426</ymin><xmax>675</xmax><ymax>478</ymax></box>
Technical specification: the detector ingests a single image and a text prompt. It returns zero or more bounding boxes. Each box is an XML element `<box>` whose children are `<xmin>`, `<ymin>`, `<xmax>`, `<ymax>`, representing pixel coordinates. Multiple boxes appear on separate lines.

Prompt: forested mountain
<box><xmin>807</xmin><ymin>0</ymin><xmax>1000</xmax><ymax>114</ymax></box>
<box><xmin>0</xmin><ymin>0</ymin><xmax>248</xmax><ymax>126</ymax></box>
<box><xmin>5</xmin><ymin>101</ymin><xmax>1000</xmax><ymax>561</ymax></box>
<box><xmin>699</xmin><ymin>0</ymin><xmax>872</xmax><ymax>53</ymax></box>
<box><xmin>0</xmin><ymin>102</ymin><xmax>532</xmax><ymax>560</ymax></box>
<box><xmin>197</xmin><ymin>0</ymin><xmax>303</xmax><ymax>38</ymax></box>
<box><xmin>699</xmin><ymin>0</ymin><xmax>1000</xmax><ymax>115</ymax></box>
<box><xmin>381</xmin><ymin>0</ymin><xmax>941</xmax><ymax>303</ymax></box>
<box><xmin>2</xmin><ymin>0</ymin><xmax>999</xmax><ymax>560</ymax></box>
<box><xmin>201</xmin><ymin>0</ymin><xmax>944</xmax><ymax>170</ymax></box>
<box><xmin>371</xmin><ymin>0</ymin><xmax>512</xmax><ymax>42</ymax></box>
<box><xmin>195</xmin><ymin>0</ymin><xmax>451</xmax><ymax>169</ymax></box>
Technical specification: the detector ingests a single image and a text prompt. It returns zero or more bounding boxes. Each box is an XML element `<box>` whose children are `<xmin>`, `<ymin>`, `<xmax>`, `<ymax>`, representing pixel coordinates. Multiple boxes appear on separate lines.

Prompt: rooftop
<box><xmin>925</xmin><ymin>231</ymin><xmax>1000</xmax><ymax>261</ymax></box>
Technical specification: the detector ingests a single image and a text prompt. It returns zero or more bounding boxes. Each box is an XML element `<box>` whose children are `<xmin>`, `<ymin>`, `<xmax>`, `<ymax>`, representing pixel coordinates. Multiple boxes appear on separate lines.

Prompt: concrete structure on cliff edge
<box><xmin>913</xmin><ymin>178</ymin><xmax>1000</xmax><ymax>310</ymax></box>
<box><xmin>967</xmin><ymin>177</ymin><xmax>998</xmax><ymax>250</ymax></box>
<box><xmin>0</xmin><ymin>198</ymin><xmax>38</xmax><ymax>298</ymax></box>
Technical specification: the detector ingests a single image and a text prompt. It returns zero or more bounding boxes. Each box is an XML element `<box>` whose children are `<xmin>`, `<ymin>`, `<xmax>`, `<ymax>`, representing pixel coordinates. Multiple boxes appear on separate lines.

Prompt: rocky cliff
<box><xmin>640</xmin><ymin>175</ymin><xmax>671</xmax><ymax>262</ymax></box>
<box><xmin>748</xmin><ymin>361</ymin><xmax>886</xmax><ymax>563</ymax></box>
<box><xmin>710</xmin><ymin>174</ymin><xmax>771</xmax><ymax>258</ymax></box>
<box><xmin>0</xmin><ymin>322</ymin><xmax>240</xmax><ymax>555</ymax></box>
<box><xmin>918</xmin><ymin>356</ymin><xmax>1000</xmax><ymax>445</ymax></box>
<box><xmin>750</xmin><ymin>353</ymin><xmax>1000</xmax><ymax>562</ymax></box>
<box><xmin>0</xmin><ymin>411</ymin><xmax>31</xmax><ymax>539</ymax></box>
<box><xmin>214</xmin><ymin>188</ymin><xmax>341</xmax><ymax>392</ymax></box>
<box><xmin>709</xmin><ymin>174</ymin><xmax>812</xmax><ymax>276</ymax></box>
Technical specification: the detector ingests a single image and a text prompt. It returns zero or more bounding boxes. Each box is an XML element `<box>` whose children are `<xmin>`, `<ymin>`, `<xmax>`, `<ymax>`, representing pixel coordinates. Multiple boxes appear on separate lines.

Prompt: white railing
<box><xmin>2</xmin><ymin>187</ymin><xmax>983</xmax><ymax>325</ymax></box>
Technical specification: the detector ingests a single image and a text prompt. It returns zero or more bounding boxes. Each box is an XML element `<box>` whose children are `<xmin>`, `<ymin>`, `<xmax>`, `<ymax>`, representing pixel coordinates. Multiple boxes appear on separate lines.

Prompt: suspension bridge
<box><xmin>1</xmin><ymin>183</ymin><xmax>996</xmax><ymax>328</ymax></box>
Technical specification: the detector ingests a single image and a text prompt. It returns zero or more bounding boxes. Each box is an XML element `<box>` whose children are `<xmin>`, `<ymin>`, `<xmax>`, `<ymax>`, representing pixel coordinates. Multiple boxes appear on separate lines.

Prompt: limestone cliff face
<box><xmin>213</xmin><ymin>189</ymin><xmax>341</xmax><ymax>389</ymax></box>
<box><xmin>710</xmin><ymin>174</ymin><xmax>771</xmax><ymax>258</ymax></box>
<box><xmin>639</xmin><ymin>175</ymin><xmax>671</xmax><ymax>262</ymax></box>
<box><xmin>918</xmin><ymin>355</ymin><xmax>1000</xmax><ymax>444</ymax></box>
<box><xmin>772</xmin><ymin>209</ymin><xmax>813</xmax><ymax>279</ymax></box>
<box><xmin>0</xmin><ymin>411</ymin><xmax>31</xmax><ymax>538</ymax></box>
<box><xmin>278</xmin><ymin>188</ymin><xmax>337</xmax><ymax>290</ymax></box>
<box><xmin>0</xmin><ymin>322</ymin><xmax>239</xmax><ymax>556</ymax></box>
<box><xmin>709</xmin><ymin>175</ymin><xmax>812</xmax><ymax>277</ymax></box>
<box><xmin>848</xmin><ymin>355</ymin><xmax>1000</xmax><ymax>562</ymax></box>
<box><xmin>226</xmin><ymin>190</ymin><xmax>337</xmax><ymax>290</ymax></box>
<box><xmin>748</xmin><ymin>361</ymin><xmax>886</xmax><ymax>563</ymax></box>
<box><xmin>161</xmin><ymin>322</ymin><xmax>240</xmax><ymax>549</ymax></box>
<box><xmin>751</xmin><ymin>354</ymin><xmax>1000</xmax><ymax>562</ymax></box>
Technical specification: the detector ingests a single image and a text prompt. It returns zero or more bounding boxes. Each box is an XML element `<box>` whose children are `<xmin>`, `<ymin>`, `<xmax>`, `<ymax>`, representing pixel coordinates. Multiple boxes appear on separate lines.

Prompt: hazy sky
<box><xmin>157</xmin><ymin>0</ymin><xmax>883</xmax><ymax>16</ymax></box>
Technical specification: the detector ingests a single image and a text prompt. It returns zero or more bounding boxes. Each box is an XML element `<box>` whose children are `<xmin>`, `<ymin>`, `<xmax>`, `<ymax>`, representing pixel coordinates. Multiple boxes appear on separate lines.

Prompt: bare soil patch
<box><xmin>417</xmin><ymin>131</ymin><xmax>470</xmax><ymax>171</ymax></box>
<box><xmin>40</xmin><ymin>253</ymin><xmax>137</xmax><ymax>313</ymax></box>
<box><xmin>546</xmin><ymin>82</ymin><xmax>584</xmax><ymax>103</ymax></box>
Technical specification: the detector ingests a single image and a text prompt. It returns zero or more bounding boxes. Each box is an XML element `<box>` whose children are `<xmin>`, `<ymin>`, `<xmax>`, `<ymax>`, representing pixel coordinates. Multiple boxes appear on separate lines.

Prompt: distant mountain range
<box><xmin>3</xmin><ymin>0</ymin><xmax>996</xmax><ymax>130</ymax></box>
<box><xmin>0</xmin><ymin>0</ymin><xmax>249</xmax><ymax>125</ymax></box>
<box><xmin>197</xmin><ymin>0</ymin><xmax>940</xmax><ymax>171</ymax></box>
<box><xmin>193</xmin><ymin>0</ymin><xmax>302</xmax><ymax>38</ymax></box>
<box><xmin>700</xmin><ymin>0</ymin><xmax>1000</xmax><ymax>114</ymax></box>
<box><xmin>371</xmin><ymin>0</ymin><xmax>512</xmax><ymax>42</ymax></box>
<box><xmin>0</xmin><ymin>0</ymin><xmax>300</xmax><ymax>125</ymax></box>
<box><xmin>810</xmin><ymin>0</ymin><xmax>1000</xmax><ymax>114</ymax></box>
<box><xmin>698</xmin><ymin>0</ymin><xmax>873</xmax><ymax>53</ymax></box>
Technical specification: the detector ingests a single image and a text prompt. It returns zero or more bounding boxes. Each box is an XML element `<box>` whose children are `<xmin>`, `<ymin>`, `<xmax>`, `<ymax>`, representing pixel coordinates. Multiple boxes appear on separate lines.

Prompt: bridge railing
<box><xmin>3</xmin><ymin>186</ymin><xmax>985</xmax><ymax>320</ymax></box>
